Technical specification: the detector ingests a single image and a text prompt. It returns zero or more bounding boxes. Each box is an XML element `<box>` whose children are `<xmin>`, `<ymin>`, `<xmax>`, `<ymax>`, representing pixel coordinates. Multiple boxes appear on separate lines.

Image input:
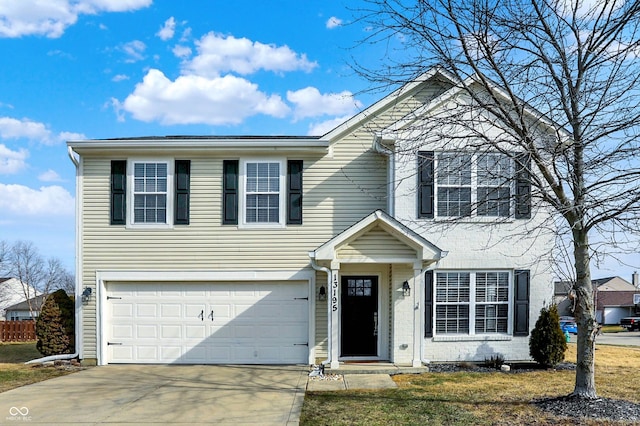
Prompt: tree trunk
<box><xmin>572</xmin><ymin>229</ymin><xmax>597</xmax><ymax>399</ymax></box>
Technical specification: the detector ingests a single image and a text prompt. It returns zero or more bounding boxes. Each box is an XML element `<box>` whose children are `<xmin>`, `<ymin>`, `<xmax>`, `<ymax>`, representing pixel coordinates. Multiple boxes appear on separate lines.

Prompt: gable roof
<box><xmin>5</xmin><ymin>294</ymin><xmax>48</xmax><ymax>312</ymax></box>
<box><xmin>310</xmin><ymin>209</ymin><xmax>444</xmax><ymax>265</ymax></box>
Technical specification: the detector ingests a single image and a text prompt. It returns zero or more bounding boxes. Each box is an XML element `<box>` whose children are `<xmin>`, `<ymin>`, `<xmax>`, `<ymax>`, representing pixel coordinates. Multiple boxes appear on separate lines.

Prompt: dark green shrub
<box><xmin>529</xmin><ymin>304</ymin><xmax>567</xmax><ymax>368</ymax></box>
<box><xmin>36</xmin><ymin>289</ymin><xmax>75</xmax><ymax>356</ymax></box>
<box><xmin>483</xmin><ymin>353</ymin><xmax>505</xmax><ymax>369</ymax></box>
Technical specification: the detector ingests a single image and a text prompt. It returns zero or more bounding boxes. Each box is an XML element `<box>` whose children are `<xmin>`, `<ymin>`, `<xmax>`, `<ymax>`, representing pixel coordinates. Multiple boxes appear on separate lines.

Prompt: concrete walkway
<box><xmin>307</xmin><ymin>373</ymin><xmax>398</xmax><ymax>392</ymax></box>
<box><xmin>0</xmin><ymin>365</ymin><xmax>307</xmax><ymax>425</ymax></box>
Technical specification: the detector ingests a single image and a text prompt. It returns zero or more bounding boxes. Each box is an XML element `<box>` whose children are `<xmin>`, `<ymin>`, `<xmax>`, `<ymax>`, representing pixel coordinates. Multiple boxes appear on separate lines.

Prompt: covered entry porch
<box><xmin>309</xmin><ymin>210</ymin><xmax>444</xmax><ymax>369</ymax></box>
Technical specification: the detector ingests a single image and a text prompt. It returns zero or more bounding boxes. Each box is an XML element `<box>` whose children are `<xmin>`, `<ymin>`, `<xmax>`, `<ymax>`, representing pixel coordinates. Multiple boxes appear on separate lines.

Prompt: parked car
<box><xmin>620</xmin><ymin>317</ymin><xmax>640</xmax><ymax>331</ymax></box>
<box><xmin>560</xmin><ymin>320</ymin><xmax>578</xmax><ymax>334</ymax></box>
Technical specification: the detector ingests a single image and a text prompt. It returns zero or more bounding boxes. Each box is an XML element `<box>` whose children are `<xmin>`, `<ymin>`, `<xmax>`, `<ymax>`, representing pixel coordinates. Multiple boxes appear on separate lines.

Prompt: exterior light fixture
<box><xmin>318</xmin><ymin>285</ymin><xmax>327</xmax><ymax>301</ymax></box>
<box><xmin>402</xmin><ymin>281</ymin><xmax>411</xmax><ymax>297</ymax></box>
<box><xmin>82</xmin><ymin>287</ymin><xmax>92</xmax><ymax>303</ymax></box>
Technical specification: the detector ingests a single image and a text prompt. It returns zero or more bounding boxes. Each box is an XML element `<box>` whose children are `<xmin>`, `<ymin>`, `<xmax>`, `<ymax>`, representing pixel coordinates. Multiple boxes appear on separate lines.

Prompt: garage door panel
<box><xmin>137</xmin><ymin>325</ymin><xmax>157</xmax><ymax>338</ymax></box>
<box><xmin>161</xmin><ymin>304</ymin><xmax>182</xmax><ymax>318</ymax></box>
<box><xmin>106</xmin><ymin>281</ymin><xmax>309</xmax><ymax>364</ymax></box>
<box><xmin>136</xmin><ymin>303</ymin><xmax>157</xmax><ymax>317</ymax></box>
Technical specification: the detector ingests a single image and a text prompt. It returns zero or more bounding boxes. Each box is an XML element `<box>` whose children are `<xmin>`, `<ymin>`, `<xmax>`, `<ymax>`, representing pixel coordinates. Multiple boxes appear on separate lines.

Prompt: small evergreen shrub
<box><xmin>529</xmin><ymin>304</ymin><xmax>567</xmax><ymax>368</ymax></box>
<box><xmin>36</xmin><ymin>289</ymin><xmax>75</xmax><ymax>356</ymax></box>
<box><xmin>483</xmin><ymin>353</ymin><xmax>505</xmax><ymax>369</ymax></box>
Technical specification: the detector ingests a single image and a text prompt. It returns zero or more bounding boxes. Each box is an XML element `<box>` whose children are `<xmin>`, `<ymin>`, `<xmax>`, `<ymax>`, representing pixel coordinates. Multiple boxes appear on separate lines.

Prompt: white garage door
<box><xmin>604</xmin><ymin>307</ymin><xmax>631</xmax><ymax>325</ymax></box>
<box><xmin>105</xmin><ymin>281</ymin><xmax>309</xmax><ymax>364</ymax></box>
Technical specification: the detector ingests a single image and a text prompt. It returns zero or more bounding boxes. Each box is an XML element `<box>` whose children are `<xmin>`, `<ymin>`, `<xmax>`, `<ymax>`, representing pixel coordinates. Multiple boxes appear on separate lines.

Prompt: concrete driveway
<box><xmin>0</xmin><ymin>364</ymin><xmax>308</xmax><ymax>425</ymax></box>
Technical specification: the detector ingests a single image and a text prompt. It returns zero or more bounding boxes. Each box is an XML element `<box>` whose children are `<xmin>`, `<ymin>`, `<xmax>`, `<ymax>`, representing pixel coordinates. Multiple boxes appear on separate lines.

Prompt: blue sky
<box><xmin>0</xmin><ymin>0</ymin><xmax>636</xmax><ymax>281</ymax></box>
<box><xmin>0</xmin><ymin>0</ymin><xmax>378</xmax><ymax>272</ymax></box>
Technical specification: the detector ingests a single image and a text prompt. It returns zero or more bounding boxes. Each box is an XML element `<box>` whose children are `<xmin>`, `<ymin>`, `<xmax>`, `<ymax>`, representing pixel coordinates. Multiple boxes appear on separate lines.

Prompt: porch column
<box><xmin>412</xmin><ymin>262</ymin><xmax>422</xmax><ymax>367</ymax></box>
<box><xmin>330</xmin><ymin>262</ymin><xmax>340</xmax><ymax>369</ymax></box>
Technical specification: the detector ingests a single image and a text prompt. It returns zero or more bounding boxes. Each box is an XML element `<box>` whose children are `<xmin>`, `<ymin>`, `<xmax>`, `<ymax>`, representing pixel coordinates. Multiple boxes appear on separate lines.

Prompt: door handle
<box><xmin>198</xmin><ymin>310</ymin><xmax>204</xmax><ymax>321</ymax></box>
<box><xmin>208</xmin><ymin>310</ymin><xmax>214</xmax><ymax>321</ymax></box>
<box><xmin>373</xmin><ymin>312</ymin><xmax>378</xmax><ymax>336</ymax></box>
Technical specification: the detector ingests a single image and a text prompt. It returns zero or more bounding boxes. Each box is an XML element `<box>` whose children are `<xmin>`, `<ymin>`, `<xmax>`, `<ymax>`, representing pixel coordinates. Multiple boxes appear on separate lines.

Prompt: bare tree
<box><xmin>0</xmin><ymin>241</ymin><xmax>74</xmax><ymax>318</ymax></box>
<box><xmin>352</xmin><ymin>0</ymin><xmax>640</xmax><ymax>399</ymax></box>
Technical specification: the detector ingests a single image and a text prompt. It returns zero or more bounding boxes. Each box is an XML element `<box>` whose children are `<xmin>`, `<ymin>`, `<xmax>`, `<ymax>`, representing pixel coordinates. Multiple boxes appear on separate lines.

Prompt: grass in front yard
<box><xmin>0</xmin><ymin>341</ymin><xmax>41</xmax><ymax>363</ymax></box>
<box><xmin>600</xmin><ymin>324</ymin><xmax>626</xmax><ymax>333</ymax></box>
<box><xmin>0</xmin><ymin>342</ymin><xmax>76</xmax><ymax>393</ymax></box>
<box><xmin>301</xmin><ymin>345</ymin><xmax>640</xmax><ymax>425</ymax></box>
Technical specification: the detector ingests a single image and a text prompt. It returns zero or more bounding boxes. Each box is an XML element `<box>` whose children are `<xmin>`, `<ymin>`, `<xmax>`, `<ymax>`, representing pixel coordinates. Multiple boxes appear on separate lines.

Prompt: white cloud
<box><xmin>0</xmin><ymin>184</ymin><xmax>74</xmax><ymax>216</ymax></box>
<box><xmin>57</xmin><ymin>131</ymin><xmax>86</xmax><ymax>143</ymax></box>
<box><xmin>0</xmin><ymin>116</ymin><xmax>50</xmax><ymax>140</ymax></box>
<box><xmin>172</xmin><ymin>45</ymin><xmax>192</xmax><ymax>59</ymax></box>
<box><xmin>120</xmin><ymin>40</ymin><xmax>146</xmax><ymax>63</ymax></box>
<box><xmin>326</xmin><ymin>17</ymin><xmax>343</xmax><ymax>29</ymax></box>
<box><xmin>286</xmin><ymin>87</ymin><xmax>362</xmax><ymax>120</ymax></box>
<box><xmin>0</xmin><ymin>0</ymin><xmax>152</xmax><ymax>38</ymax></box>
<box><xmin>0</xmin><ymin>117</ymin><xmax>85</xmax><ymax>145</ymax></box>
<box><xmin>184</xmin><ymin>32</ymin><xmax>317</xmax><ymax>77</ymax></box>
<box><xmin>156</xmin><ymin>17</ymin><xmax>175</xmax><ymax>41</ymax></box>
<box><xmin>0</xmin><ymin>144</ymin><xmax>28</xmax><ymax>174</ymax></box>
<box><xmin>112</xmin><ymin>74</ymin><xmax>130</xmax><ymax>82</ymax></box>
<box><xmin>120</xmin><ymin>69</ymin><xmax>290</xmax><ymax>125</ymax></box>
<box><xmin>307</xmin><ymin>115</ymin><xmax>352</xmax><ymax>136</ymax></box>
<box><xmin>38</xmin><ymin>169</ymin><xmax>63</xmax><ymax>182</ymax></box>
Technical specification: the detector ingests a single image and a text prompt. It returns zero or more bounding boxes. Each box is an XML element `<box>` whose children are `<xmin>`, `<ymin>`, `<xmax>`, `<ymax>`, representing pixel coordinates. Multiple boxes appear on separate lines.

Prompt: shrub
<box><xmin>483</xmin><ymin>353</ymin><xmax>505</xmax><ymax>369</ymax></box>
<box><xmin>36</xmin><ymin>289</ymin><xmax>75</xmax><ymax>356</ymax></box>
<box><xmin>529</xmin><ymin>304</ymin><xmax>567</xmax><ymax>368</ymax></box>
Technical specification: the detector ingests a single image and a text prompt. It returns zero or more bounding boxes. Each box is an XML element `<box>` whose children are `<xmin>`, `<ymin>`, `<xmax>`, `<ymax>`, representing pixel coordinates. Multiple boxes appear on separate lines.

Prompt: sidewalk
<box><xmin>307</xmin><ymin>373</ymin><xmax>398</xmax><ymax>391</ymax></box>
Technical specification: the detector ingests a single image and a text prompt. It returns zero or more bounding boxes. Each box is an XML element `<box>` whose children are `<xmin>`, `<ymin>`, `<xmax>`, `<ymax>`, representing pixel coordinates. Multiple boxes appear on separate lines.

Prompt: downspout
<box><xmin>372</xmin><ymin>135</ymin><xmax>394</xmax><ymax>216</ymax></box>
<box><xmin>27</xmin><ymin>146</ymin><xmax>82</xmax><ymax>365</ymax></box>
<box><xmin>309</xmin><ymin>252</ymin><xmax>332</xmax><ymax>367</ymax></box>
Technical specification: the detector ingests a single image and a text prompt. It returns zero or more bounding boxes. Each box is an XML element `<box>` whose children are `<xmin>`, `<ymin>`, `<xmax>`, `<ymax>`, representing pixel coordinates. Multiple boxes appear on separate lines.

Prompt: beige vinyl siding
<box><xmin>314</xmin><ymin>270</ymin><xmax>329</xmax><ymax>361</ymax></box>
<box><xmin>337</xmin><ymin>226</ymin><xmax>417</xmax><ymax>261</ymax></box>
<box><xmin>78</xmin><ymin>79</ymin><xmax>448</xmax><ymax>360</ymax></box>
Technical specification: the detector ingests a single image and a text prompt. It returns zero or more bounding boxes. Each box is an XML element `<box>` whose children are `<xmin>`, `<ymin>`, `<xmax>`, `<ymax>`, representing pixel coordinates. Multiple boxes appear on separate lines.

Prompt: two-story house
<box><xmin>67</xmin><ymin>67</ymin><xmax>554</xmax><ymax>367</ymax></box>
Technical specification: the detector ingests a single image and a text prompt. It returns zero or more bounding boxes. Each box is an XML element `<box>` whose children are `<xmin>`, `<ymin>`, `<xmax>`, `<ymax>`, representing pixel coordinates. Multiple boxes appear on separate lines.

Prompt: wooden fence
<box><xmin>0</xmin><ymin>320</ymin><xmax>36</xmax><ymax>342</ymax></box>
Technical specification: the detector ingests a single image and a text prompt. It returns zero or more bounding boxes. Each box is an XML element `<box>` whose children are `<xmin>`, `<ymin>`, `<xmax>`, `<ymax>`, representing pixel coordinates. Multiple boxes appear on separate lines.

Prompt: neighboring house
<box><xmin>67</xmin><ymin>68</ymin><xmax>555</xmax><ymax>367</ymax></box>
<box><xmin>554</xmin><ymin>274</ymin><xmax>640</xmax><ymax>325</ymax></box>
<box><xmin>594</xmin><ymin>276</ymin><xmax>640</xmax><ymax>325</ymax></box>
<box><xmin>4</xmin><ymin>294</ymin><xmax>47</xmax><ymax>321</ymax></box>
<box><xmin>0</xmin><ymin>277</ymin><xmax>37</xmax><ymax>321</ymax></box>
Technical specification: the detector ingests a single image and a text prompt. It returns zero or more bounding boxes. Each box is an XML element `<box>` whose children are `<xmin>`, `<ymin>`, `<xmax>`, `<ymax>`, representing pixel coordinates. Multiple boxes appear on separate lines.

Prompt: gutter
<box><xmin>308</xmin><ymin>252</ymin><xmax>332</xmax><ymax>368</ymax></box>
<box><xmin>27</xmin><ymin>148</ymin><xmax>82</xmax><ymax>364</ymax></box>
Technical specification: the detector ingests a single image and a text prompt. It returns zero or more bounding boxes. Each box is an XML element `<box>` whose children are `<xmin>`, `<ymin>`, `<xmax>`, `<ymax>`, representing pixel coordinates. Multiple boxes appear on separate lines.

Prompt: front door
<box><xmin>341</xmin><ymin>276</ymin><xmax>378</xmax><ymax>357</ymax></box>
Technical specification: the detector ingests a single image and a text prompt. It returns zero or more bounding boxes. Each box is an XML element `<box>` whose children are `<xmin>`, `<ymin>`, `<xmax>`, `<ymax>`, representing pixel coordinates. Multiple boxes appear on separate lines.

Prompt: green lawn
<box><xmin>0</xmin><ymin>342</ymin><xmax>77</xmax><ymax>393</ymax></box>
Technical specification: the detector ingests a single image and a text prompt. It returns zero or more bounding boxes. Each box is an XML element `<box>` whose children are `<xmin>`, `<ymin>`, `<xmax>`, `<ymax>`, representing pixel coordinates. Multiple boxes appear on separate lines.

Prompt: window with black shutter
<box><xmin>223</xmin><ymin>160</ymin><xmax>239</xmax><ymax>225</ymax></box>
<box><xmin>418</xmin><ymin>151</ymin><xmax>434</xmax><ymax>218</ymax></box>
<box><xmin>110</xmin><ymin>160</ymin><xmax>126</xmax><ymax>225</ymax></box>
<box><xmin>174</xmin><ymin>160</ymin><xmax>190</xmax><ymax>225</ymax></box>
<box><xmin>287</xmin><ymin>160</ymin><xmax>303</xmax><ymax>225</ymax></box>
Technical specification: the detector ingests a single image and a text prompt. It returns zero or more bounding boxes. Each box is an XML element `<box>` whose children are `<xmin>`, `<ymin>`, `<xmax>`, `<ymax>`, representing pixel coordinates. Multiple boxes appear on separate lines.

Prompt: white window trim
<box><xmin>126</xmin><ymin>158</ymin><xmax>174</xmax><ymax>229</ymax></box>
<box><xmin>434</xmin><ymin>152</ymin><xmax>514</xmax><ymax>220</ymax></box>
<box><xmin>433</xmin><ymin>270</ymin><xmax>514</xmax><ymax>337</ymax></box>
<box><xmin>238</xmin><ymin>158</ymin><xmax>286</xmax><ymax>229</ymax></box>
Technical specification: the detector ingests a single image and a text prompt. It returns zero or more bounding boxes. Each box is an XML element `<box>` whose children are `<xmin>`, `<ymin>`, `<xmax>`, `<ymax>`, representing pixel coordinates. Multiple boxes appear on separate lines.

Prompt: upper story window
<box><xmin>419</xmin><ymin>151</ymin><xmax>525</xmax><ymax>219</ymax></box>
<box><xmin>110</xmin><ymin>159</ymin><xmax>191</xmax><ymax>228</ymax></box>
<box><xmin>245</xmin><ymin>162</ymin><xmax>281</xmax><ymax>223</ymax></box>
<box><xmin>133</xmin><ymin>162</ymin><xmax>168</xmax><ymax>224</ymax></box>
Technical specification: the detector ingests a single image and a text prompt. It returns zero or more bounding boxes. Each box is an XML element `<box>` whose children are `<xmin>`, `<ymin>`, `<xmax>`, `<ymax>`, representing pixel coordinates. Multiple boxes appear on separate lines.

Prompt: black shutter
<box><xmin>424</xmin><ymin>270</ymin><xmax>434</xmax><ymax>337</ymax></box>
<box><xmin>223</xmin><ymin>160</ymin><xmax>239</xmax><ymax>225</ymax></box>
<box><xmin>287</xmin><ymin>160</ymin><xmax>303</xmax><ymax>225</ymax></box>
<box><xmin>174</xmin><ymin>160</ymin><xmax>190</xmax><ymax>225</ymax></box>
<box><xmin>515</xmin><ymin>154</ymin><xmax>531</xmax><ymax>219</ymax></box>
<box><xmin>110</xmin><ymin>160</ymin><xmax>126</xmax><ymax>225</ymax></box>
<box><xmin>514</xmin><ymin>270</ymin><xmax>530</xmax><ymax>336</ymax></box>
<box><xmin>418</xmin><ymin>151</ymin><xmax>434</xmax><ymax>218</ymax></box>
